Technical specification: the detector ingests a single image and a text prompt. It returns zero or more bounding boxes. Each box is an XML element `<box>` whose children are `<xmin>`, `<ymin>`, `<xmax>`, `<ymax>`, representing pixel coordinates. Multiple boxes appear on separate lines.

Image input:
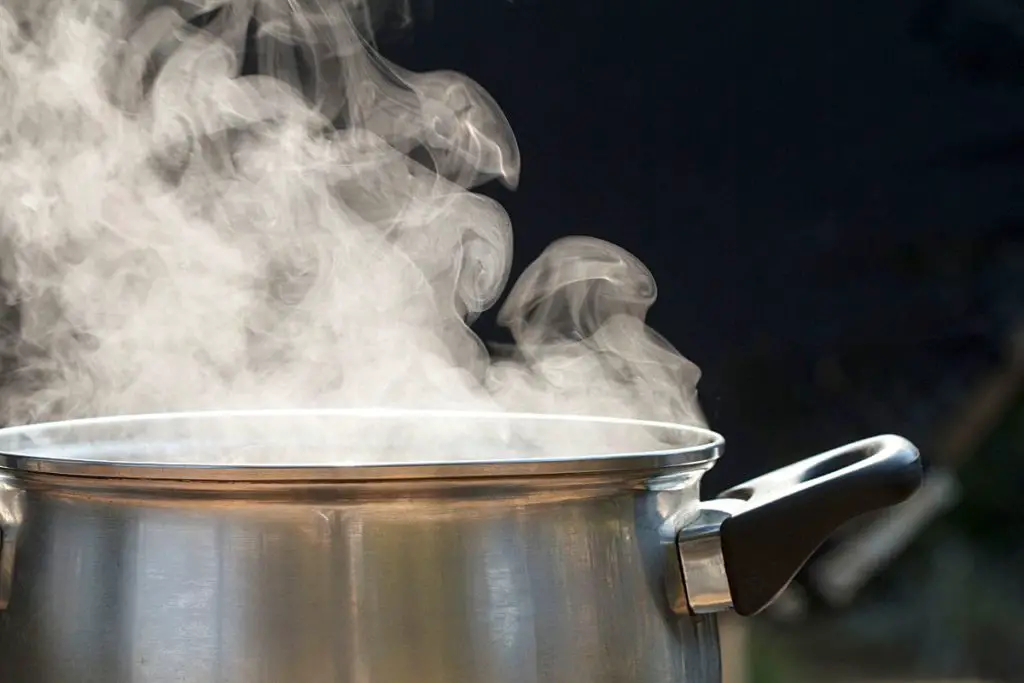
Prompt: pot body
<box><xmin>0</xmin><ymin>469</ymin><xmax>720</xmax><ymax>683</ymax></box>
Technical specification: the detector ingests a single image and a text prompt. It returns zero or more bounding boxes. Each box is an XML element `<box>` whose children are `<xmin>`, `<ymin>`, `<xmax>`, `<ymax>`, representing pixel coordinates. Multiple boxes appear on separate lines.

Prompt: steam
<box><xmin>0</xmin><ymin>0</ymin><xmax>705</xmax><ymax>458</ymax></box>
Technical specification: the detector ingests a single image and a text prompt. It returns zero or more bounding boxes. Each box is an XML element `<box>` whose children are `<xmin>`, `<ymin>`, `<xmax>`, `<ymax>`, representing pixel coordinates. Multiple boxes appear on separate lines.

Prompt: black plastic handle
<box><xmin>716</xmin><ymin>434</ymin><xmax>922</xmax><ymax>617</ymax></box>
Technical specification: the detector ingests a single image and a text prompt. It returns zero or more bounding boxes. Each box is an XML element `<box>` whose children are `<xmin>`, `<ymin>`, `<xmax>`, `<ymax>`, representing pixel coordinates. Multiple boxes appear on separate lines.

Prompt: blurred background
<box><xmin>382</xmin><ymin>0</ymin><xmax>1024</xmax><ymax>681</ymax></box>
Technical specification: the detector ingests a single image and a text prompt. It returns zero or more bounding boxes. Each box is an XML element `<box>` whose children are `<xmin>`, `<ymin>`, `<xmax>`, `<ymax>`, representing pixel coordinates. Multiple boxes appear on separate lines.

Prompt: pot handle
<box><xmin>0</xmin><ymin>478</ymin><xmax>25</xmax><ymax>611</ymax></box>
<box><xmin>676</xmin><ymin>434</ymin><xmax>922</xmax><ymax>617</ymax></box>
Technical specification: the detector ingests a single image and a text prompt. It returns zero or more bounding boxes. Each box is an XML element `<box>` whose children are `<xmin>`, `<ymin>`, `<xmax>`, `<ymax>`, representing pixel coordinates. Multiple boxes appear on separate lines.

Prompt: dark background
<box><xmin>384</xmin><ymin>0</ymin><xmax>1024</xmax><ymax>492</ymax></box>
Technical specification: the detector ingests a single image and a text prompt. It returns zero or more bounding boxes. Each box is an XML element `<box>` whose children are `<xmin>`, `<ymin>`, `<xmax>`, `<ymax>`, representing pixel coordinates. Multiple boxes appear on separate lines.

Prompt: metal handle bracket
<box><xmin>677</xmin><ymin>434</ymin><xmax>922</xmax><ymax>617</ymax></box>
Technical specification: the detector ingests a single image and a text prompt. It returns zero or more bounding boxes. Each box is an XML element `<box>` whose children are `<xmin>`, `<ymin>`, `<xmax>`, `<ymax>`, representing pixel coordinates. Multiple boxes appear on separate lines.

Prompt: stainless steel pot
<box><xmin>0</xmin><ymin>409</ymin><xmax>922</xmax><ymax>683</ymax></box>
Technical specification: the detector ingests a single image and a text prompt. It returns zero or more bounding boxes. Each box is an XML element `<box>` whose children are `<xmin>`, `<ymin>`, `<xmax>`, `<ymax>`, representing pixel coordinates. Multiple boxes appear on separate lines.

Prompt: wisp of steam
<box><xmin>0</xmin><ymin>0</ymin><xmax>706</xmax><ymax>462</ymax></box>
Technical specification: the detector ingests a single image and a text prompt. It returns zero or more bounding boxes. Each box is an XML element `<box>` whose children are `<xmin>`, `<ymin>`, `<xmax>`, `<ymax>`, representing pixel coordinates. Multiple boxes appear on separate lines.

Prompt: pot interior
<box><xmin>0</xmin><ymin>409</ymin><xmax>721</xmax><ymax>473</ymax></box>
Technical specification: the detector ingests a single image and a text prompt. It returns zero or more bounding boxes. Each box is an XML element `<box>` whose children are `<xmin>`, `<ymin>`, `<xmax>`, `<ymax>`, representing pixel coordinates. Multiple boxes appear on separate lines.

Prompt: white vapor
<box><xmin>0</xmin><ymin>0</ymin><xmax>705</xmax><ymax>461</ymax></box>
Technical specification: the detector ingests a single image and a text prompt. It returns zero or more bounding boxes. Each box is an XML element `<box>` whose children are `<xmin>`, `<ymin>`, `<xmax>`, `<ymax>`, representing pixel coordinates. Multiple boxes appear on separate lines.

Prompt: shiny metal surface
<box><xmin>0</xmin><ymin>411</ymin><xmax>724</xmax><ymax>683</ymax></box>
<box><xmin>0</xmin><ymin>479</ymin><xmax>24</xmax><ymax>609</ymax></box>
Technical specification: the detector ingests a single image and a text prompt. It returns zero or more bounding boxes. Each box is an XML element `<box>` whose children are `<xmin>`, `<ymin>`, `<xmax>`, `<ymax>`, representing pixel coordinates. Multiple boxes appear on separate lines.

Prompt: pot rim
<box><xmin>0</xmin><ymin>408</ymin><xmax>723</xmax><ymax>482</ymax></box>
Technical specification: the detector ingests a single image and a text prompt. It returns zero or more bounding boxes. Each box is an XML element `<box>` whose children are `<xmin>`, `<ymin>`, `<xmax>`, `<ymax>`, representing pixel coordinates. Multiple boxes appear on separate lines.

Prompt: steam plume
<box><xmin>0</xmin><ymin>0</ymin><xmax>705</xmax><ymax>458</ymax></box>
